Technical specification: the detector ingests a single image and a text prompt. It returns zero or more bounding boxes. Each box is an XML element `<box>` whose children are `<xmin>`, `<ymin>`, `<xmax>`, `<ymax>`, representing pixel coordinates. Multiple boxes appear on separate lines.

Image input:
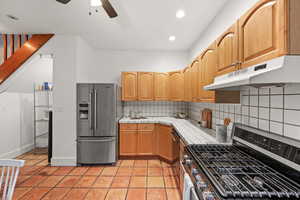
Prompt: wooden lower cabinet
<box><xmin>119</xmin><ymin>130</ymin><xmax>137</xmax><ymax>156</ymax></box>
<box><xmin>119</xmin><ymin>123</ymin><xmax>177</xmax><ymax>163</ymax></box>
<box><xmin>179</xmin><ymin>139</ymin><xmax>186</xmax><ymax>194</ymax></box>
<box><xmin>120</xmin><ymin>123</ymin><xmax>155</xmax><ymax>156</ymax></box>
<box><xmin>157</xmin><ymin>124</ymin><xmax>175</xmax><ymax>161</ymax></box>
<box><xmin>137</xmin><ymin>130</ymin><xmax>154</xmax><ymax>155</ymax></box>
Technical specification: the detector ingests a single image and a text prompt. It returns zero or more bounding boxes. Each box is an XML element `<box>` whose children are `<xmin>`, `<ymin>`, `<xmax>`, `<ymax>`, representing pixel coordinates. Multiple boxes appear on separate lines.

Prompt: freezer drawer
<box><xmin>77</xmin><ymin>137</ymin><xmax>116</xmax><ymax>164</ymax></box>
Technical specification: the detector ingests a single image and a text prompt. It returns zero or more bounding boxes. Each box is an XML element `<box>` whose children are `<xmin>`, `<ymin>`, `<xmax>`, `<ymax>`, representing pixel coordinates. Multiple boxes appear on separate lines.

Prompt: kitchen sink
<box><xmin>129</xmin><ymin>116</ymin><xmax>147</xmax><ymax>120</ymax></box>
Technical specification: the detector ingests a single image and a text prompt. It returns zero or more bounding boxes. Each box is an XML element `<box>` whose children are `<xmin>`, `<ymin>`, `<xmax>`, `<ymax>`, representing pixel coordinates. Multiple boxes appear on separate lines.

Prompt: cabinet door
<box><xmin>121</xmin><ymin>72</ymin><xmax>138</xmax><ymax>101</ymax></box>
<box><xmin>138</xmin><ymin>72</ymin><xmax>154</xmax><ymax>101</ymax></box>
<box><xmin>239</xmin><ymin>0</ymin><xmax>287</xmax><ymax>69</ymax></box>
<box><xmin>169</xmin><ymin>71</ymin><xmax>184</xmax><ymax>101</ymax></box>
<box><xmin>216</xmin><ymin>22</ymin><xmax>240</xmax><ymax>76</ymax></box>
<box><xmin>154</xmin><ymin>72</ymin><xmax>169</xmax><ymax>100</ymax></box>
<box><xmin>119</xmin><ymin>130</ymin><xmax>137</xmax><ymax>156</ymax></box>
<box><xmin>183</xmin><ymin>67</ymin><xmax>192</xmax><ymax>102</ymax></box>
<box><xmin>157</xmin><ymin>125</ymin><xmax>174</xmax><ymax>162</ymax></box>
<box><xmin>137</xmin><ymin>130</ymin><xmax>154</xmax><ymax>155</ymax></box>
<box><xmin>199</xmin><ymin>43</ymin><xmax>217</xmax><ymax>101</ymax></box>
<box><xmin>190</xmin><ymin>60</ymin><xmax>200</xmax><ymax>102</ymax></box>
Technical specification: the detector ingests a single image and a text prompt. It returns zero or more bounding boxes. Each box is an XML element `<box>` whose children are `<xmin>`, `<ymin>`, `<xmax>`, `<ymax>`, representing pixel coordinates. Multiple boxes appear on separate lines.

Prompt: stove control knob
<box><xmin>196</xmin><ymin>180</ymin><xmax>208</xmax><ymax>189</ymax></box>
<box><xmin>185</xmin><ymin>159</ymin><xmax>193</xmax><ymax>165</ymax></box>
<box><xmin>202</xmin><ymin>191</ymin><xmax>215</xmax><ymax>200</ymax></box>
<box><xmin>192</xmin><ymin>168</ymin><xmax>198</xmax><ymax>175</ymax></box>
<box><xmin>195</xmin><ymin>174</ymin><xmax>202</xmax><ymax>181</ymax></box>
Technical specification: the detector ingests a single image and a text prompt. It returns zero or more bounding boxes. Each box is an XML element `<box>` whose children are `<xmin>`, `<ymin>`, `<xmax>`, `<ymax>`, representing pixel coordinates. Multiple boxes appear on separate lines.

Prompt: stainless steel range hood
<box><xmin>204</xmin><ymin>56</ymin><xmax>300</xmax><ymax>91</ymax></box>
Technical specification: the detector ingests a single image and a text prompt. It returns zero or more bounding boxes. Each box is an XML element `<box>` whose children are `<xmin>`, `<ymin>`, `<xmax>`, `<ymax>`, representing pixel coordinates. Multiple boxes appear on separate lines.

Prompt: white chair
<box><xmin>0</xmin><ymin>159</ymin><xmax>25</xmax><ymax>200</ymax></box>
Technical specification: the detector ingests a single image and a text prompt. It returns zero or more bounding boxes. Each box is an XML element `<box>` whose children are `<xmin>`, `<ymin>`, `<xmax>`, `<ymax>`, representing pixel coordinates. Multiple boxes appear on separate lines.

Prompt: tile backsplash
<box><xmin>123</xmin><ymin>101</ymin><xmax>188</xmax><ymax>117</ymax></box>
<box><xmin>189</xmin><ymin>84</ymin><xmax>300</xmax><ymax>141</ymax></box>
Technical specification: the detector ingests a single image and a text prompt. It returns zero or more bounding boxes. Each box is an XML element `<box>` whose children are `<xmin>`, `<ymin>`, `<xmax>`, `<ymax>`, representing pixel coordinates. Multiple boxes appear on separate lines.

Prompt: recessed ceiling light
<box><xmin>6</xmin><ymin>14</ymin><xmax>19</xmax><ymax>21</ymax></box>
<box><xmin>169</xmin><ymin>36</ymin><xmax>176</xmax><ymax>42</ymax></box>
<box><xmin>176</xmin><ymin>9</ymin><xmax>185</xmax><ymax>19</ymax></box>
<box><xmin>90</xmin><ymin>0</ymin><xmax>102</xmax><ymax>7</ymax></box>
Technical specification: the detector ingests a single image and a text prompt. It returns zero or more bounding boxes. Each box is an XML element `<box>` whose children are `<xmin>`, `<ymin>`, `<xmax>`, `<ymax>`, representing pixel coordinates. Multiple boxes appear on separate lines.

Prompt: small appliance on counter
<box><xmin>216</xmin><ymin>118</ymin><xmax>231</xmax><ymax>143</ymax></box>
<box><xmin>200</xmin><ymin>109</ymin><xmax>212</xmax><ymax>129</ymax></box>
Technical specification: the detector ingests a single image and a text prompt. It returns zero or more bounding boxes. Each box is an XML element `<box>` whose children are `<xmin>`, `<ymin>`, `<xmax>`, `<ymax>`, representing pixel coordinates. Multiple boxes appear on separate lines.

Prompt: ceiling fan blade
<box><xmin>56</xmin><ymin>0</ymin><xmax>71</xmax><ymax>4</ymax></box>
<box><xmin>101</xmin><ymin>0</ymin><xmax>118</xmax><ymax>18</ymax></box>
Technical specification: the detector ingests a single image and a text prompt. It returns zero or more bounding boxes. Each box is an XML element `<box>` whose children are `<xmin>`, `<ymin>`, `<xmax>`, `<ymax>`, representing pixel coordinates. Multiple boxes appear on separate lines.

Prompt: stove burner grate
<box><xmin>188</xmin><ymin>144</ymin><xmax>300</xmax><ymax>199</ymax></box>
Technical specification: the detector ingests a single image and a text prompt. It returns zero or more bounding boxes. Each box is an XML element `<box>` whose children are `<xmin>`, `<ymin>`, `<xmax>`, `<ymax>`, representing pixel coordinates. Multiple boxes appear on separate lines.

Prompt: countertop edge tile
<box><xmin>119</xmin><ymin>117</ymin><xmax>228</xmax><ymax>145</ymax></box>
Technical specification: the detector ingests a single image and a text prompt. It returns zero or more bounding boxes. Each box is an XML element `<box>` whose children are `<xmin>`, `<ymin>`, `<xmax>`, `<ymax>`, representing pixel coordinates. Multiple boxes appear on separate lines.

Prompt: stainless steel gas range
<box><xmin>183</xmin><ymin>123</ymin><xmax>300</xmax><ymax>200</ymax></box>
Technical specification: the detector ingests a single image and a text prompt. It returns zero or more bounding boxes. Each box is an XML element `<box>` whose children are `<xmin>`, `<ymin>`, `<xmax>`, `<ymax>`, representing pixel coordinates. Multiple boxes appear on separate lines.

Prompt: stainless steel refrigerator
<box><xmin>77</xmin><ymin>83</ymin><xmax>122</xmax><ymax>164</ymax></box>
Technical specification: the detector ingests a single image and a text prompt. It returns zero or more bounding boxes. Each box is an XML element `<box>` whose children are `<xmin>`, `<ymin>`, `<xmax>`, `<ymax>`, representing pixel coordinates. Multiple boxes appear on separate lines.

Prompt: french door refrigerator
<box><xmin>77</xmin><ymin>83</ymin><xmax>121</xmax><ymax>164</ymax></box>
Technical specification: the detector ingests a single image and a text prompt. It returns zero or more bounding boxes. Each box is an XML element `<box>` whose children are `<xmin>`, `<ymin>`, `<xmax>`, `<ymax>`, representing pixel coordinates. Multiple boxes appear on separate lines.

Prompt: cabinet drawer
<box><xmin>119</xmin><ymin>123</ymin><xmax>137</xmax><ymax>130</ymax></box>
<box><xmin>138</xmin><ymin>123</ymin><xmax>155</xmax><ymax>131</ymax></box>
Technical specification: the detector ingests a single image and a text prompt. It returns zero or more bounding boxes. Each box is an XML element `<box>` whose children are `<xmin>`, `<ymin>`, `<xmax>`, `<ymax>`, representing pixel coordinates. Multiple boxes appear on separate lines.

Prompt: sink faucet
<box><xmin>129</xmin><ymin>110</ymin><xmax>135</xmax><ymax>118</ymax></box>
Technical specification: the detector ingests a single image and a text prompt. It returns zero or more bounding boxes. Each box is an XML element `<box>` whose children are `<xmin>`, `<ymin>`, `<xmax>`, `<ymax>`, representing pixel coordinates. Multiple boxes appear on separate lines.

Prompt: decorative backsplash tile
<box><xmin>123</xmin><ymin>101</ymin><xmax>188</xmax><ymax>117</ymax></box>
<box><xmin>189</xmin><ymin>84</ymin><xmax>300</xmax><ymax>142</ymax></box>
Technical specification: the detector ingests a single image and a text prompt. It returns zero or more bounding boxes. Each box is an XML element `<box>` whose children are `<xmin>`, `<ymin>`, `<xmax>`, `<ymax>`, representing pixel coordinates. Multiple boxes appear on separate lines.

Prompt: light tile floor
<box><xmin>11</xmin><ymin>152</ymin><xmax>181</xmax><ymax>200</ymax></box>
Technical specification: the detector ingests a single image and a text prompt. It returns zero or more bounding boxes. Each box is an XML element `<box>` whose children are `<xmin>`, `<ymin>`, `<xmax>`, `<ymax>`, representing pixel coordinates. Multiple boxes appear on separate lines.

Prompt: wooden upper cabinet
<box><xmin>154</xmin><ymin>72</ymin><xmax>169</xmax><ymax>101</ymax></box>
<box><xmin>197</xmin><ymin>59</ymin><xmax>204</xmax><ymax>101</ymax></box>
<box><xmin>121</xmin><ymin>72</ymin><xmax>138</xmax><ymax>101</ymax></box>
<box><xmin>199</xmin><ymin>42</ymin><xmax>217</xmax><ymax>101</ymax></box>
<box><xmin>183</xmin><ymin>67</ymin><xmax>192</xmax><ymax>102</ymax></box>
<box><xmin>138</xmin><ymin>72</ymin><xmax>154</xmax><ymax>101</ymax></box>
<box><xmin>239</xmin><ymin>0</ymin><xmax>288</xmax><ymax>69</ymax></box>
<box><xmin>190</xmin><ymin>60</ymin><xmax>200</xmax><ymax>102</ymax></box>
<box><xmin>169</xmin><ymin>70</ymin><xmax>184</xmax><ymax>101</ymax></box>
<box><xmin>216</xmin><ymin>22</ymin><xmax>240</xmax><ymax>76</ymax></box>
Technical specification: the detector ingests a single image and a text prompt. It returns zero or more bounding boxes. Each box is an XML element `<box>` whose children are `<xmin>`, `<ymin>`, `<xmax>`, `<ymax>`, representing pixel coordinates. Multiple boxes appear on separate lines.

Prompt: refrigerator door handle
<box><xmin>94</xmin><ymin>89</ymin><xmax>97</xmax><ymax>131</ymax></box>
<box><xmin>89</xmin><ymin>92</ymin><xmax>93</xmax><ymax>130</ymax></box>
<box><xmin>78</xmin><ymin>138</ymin><xmax>116</xmax><ymax>143</ymax></box>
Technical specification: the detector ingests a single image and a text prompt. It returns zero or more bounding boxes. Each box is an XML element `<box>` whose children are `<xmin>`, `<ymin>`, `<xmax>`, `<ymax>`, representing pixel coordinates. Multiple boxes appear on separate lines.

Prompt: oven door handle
<box><xmin>190</xmin><ymin>187</ymin><xmax>200</xmax><ymax>200</ymax></box>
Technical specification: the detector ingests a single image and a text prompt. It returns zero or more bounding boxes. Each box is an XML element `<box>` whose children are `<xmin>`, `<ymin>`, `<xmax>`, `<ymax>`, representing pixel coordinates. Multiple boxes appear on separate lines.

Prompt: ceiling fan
<box><xmin>56</xmin><ymin>0</ymin><xmax>118</xmax><ymax>18</ymax></box>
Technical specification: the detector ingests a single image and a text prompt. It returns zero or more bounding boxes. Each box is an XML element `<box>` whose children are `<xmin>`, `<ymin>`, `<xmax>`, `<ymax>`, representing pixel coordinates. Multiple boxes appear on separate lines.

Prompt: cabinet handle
<box><xmin>228</xmin><ymin>62</ymin><xmax>241</xmax><ymax>68</ymax></box>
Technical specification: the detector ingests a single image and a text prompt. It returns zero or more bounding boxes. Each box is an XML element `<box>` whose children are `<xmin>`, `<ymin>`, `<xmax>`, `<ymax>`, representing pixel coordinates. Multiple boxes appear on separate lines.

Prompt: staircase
<box><xmin>0</xmin><ymin>34</ymin><xmax>54</xmax><ymax>84</ymax></box>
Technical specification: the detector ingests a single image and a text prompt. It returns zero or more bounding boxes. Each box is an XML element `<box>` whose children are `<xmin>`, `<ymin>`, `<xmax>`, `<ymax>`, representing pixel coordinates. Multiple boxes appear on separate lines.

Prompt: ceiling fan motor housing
<box><xmin>56</xmin><ymin>0</ymin><xmax>71</xmax><ymax>4</ymax></box>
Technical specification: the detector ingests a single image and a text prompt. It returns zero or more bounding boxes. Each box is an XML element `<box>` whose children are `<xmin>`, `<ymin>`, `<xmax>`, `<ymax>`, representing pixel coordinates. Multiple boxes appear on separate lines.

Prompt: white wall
<box><xmin>38</xmin><ymin>35</ymin><xmax>78</xmax><ymax>166</ymax></box>
<box><xmin>189</xmin><ymin>0</ymin><xmax>260</xmax><ymax>61</ymax></box>
<box><xmin>7</xmin><ymin>56</ymin><xmax>53</xmax><ymax>93</ymax></box>
<box><xmin>0</xmin><ymin>55</ymin><xmax>53</xmax><ymax>159</ymax></box>
<box><xmin>0</xmin><ymin>92</ymin><xmax>34</xmax><ymax>158</ymax></box>
<box><xmin>76</xmin><ymin>38</ymin><xmax>188</xmax><ymax>84</ymax></box>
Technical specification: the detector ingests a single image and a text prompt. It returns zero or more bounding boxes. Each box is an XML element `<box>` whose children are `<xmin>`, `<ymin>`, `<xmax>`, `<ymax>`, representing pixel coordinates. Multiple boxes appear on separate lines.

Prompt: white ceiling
<box><xmin>0</xmin><ymin>0</ymin><xmax>228</xmax><ymax>51</ymax></box>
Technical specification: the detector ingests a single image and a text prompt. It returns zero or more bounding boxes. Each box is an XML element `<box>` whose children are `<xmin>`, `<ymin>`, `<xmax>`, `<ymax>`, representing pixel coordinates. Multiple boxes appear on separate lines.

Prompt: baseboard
<box><xmin>51</xmin><ymin>157</ymin><xmax>77</xmax><ymax>166</ymax></box>
<box><xmin>0</xmin><ymin>143</ymin><xmax>34</xmax><ymax>159</ymax></box>
<box><xmin>119</xmin><ymin>155</ymin><xmax>175</xmax><ymax>164</ymax></box>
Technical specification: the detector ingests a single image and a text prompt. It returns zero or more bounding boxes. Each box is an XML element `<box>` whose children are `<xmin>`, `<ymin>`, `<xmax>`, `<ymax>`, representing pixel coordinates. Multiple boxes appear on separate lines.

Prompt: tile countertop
<box><xmin>119</xmin><ymin>117</ymin><xmax>230</xmax><ymax>145</ymax></box>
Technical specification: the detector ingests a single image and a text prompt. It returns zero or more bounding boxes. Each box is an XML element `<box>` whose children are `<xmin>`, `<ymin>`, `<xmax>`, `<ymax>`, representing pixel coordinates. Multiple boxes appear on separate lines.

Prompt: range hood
<box><xmin>204</xmin><ymin>56</ymin><xmax>300</xmax><ymax>91</ymax></box>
